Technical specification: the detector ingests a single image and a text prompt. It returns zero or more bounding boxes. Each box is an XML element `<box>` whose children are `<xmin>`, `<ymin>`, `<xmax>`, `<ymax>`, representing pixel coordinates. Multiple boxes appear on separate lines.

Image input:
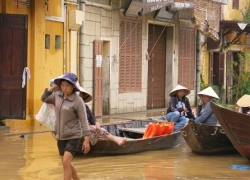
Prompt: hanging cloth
<box><xmin>22</xmin><ymin>67</ymin><xmax>31</xmax><ymax>88</ymax></box>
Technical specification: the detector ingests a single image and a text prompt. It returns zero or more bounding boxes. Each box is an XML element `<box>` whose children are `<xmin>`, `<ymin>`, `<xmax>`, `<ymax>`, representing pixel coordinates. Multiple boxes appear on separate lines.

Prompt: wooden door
<box><xmin>93</xmin><ymin>40</ymin><xmax>103</xmax><ymax>116</ymax></box>
<box><xmin>0</xmin><ymin>14</ymin><xmax>27</xmax><ymax>119</ymax></box>
<box><xmin>147</xmin><ymin>24</ymin><xmax>166</xmax><ymax>109</ymax></box>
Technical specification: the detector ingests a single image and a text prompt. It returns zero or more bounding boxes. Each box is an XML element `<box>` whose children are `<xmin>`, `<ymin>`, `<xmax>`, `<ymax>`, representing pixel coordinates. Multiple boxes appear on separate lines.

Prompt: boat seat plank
<box><xmin>118</xmin><ymin>127</ymin><xmax>146</xmax><ymax>134</ymax></box>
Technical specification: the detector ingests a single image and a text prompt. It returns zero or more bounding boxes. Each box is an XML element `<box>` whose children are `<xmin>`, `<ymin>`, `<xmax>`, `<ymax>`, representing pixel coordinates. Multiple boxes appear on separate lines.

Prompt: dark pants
<box><xmin>57</xmin><ymin>138</ymin><xmax>80</xmax><ymax>156</ymax></box>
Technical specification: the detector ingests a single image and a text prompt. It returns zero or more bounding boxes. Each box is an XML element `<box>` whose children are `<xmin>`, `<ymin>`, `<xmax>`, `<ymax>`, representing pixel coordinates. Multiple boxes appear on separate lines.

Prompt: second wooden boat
<box><xmin>181</xmin><ymin>119</ymin><xmax>237</xmax><ymax>155</ymax></box>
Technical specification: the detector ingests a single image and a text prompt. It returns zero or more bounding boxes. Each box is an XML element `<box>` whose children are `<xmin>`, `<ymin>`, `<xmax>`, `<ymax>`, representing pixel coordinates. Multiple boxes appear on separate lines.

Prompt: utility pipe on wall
<box><xmin>78</xmin><ymin>0</ymin><xmax>86</xmax><ymax>83</ymax></box>
<box><xmin>195</xmin><ymin>30</ymin><xmax>201</xmax><ymax>106</ymax></box>
<box><xmin>63</xmin><ymin>2</ymin><xmax>67</xmax><ymax>73</ymax></box>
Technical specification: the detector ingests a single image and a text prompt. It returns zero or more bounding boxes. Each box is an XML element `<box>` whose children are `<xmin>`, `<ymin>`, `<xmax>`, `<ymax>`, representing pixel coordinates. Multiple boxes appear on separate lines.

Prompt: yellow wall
<box><xmin>44</xmin><ymin>20</ymin><xmax>64</xmax><ymax>82</ymax></box>
<box><xmin>0</xmin><ymin>0</ymin><xmax>67</xmax><ymax>121</ymax></box>
<box><xmin>222</xmin><ymin>0</ymin><xmax>250</xmax><ymax>21</ymax></box>
<box><xmin>45</xmin><ymin>0</ymin><xmax>62</xmax><ymax>17</ymax></box>
<box><xmin>201</xmin><ymin>47</ymin><xmax>210</xmax><ymax>85</ymax></box>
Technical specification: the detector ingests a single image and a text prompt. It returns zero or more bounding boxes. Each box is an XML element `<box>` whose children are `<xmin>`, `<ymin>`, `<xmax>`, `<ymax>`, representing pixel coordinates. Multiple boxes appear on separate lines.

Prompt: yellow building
<box><xmin>0</xmin><ymin>0</ymin><xmax>81</xmax><ymax>124</ymax></box>
<box><xmin>201</xmin><ymin>0</ymin><xmax>250</xmax><ymax>103</ymax></box>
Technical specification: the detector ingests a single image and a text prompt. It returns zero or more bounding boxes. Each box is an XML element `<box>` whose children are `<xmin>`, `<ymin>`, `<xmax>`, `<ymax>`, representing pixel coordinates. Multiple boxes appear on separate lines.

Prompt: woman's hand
<box><xmin>184</xmin><ymin>108</ymin><xmax>189</xmax><ymax>112</ymax></box>
<box><xmin>199</xmin><ymin>99</ymin><xmax>203</xmax><ymax>105</ymax></box>
<box><xmin>82</xmin><ymin>136</ymin><xmax>90</xmax><ymax>154</ymax></box>
<box><xmin>95</xmin><ymin>122</ymin><xmax>102</xmax><ymax>130</ymax></box>
<box><xmin>47</xmin><ymin>84</ymin><xmax>58</xmax><ymax>92</ymax></box>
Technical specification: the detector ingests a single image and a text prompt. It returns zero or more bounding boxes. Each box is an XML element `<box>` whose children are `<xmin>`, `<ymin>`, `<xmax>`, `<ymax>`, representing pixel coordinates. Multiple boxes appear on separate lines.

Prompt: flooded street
<box><xmin>1</xmin><ymin>110</ymin><xmax>250</xmax><ymax>180</ymax></box>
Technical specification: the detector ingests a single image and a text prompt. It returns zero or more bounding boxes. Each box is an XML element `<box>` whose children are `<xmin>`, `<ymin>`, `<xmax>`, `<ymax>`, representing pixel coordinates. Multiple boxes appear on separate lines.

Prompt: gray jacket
<box><xmin>195</xmin><ymin>101</ymin><xmax>217</xmax><ymax>125</ymax></box>
<box><xmin>41</xmin><ymin>89</ymin><xmax>90</xmax><ymax>140</ymax></box>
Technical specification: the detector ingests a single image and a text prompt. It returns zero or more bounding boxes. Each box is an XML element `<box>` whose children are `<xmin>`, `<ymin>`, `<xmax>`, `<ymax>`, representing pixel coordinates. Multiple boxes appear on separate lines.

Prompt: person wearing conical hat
<box><xmin>41</xmin><ymin>73</ymin><xmax>90</xmax><ymax>180</ymax></box>
<box><xmin>78</xmin><ymin>86</ymin><xmax>126</xmax><ymax>146</ymax></box>
<box><xmin>195</xmin><ymin>87</ymin><xmax>220</xmax><ymax>125</ymax></box>
<box><xmin>163</xmin><ymin>85</ymin><xmax>195</xmax><ymax>131</ymax></box>
<box><xmin>236</xmin><ymin>94</ymin><xmax>250</xmax><ymax>115</ymax></box>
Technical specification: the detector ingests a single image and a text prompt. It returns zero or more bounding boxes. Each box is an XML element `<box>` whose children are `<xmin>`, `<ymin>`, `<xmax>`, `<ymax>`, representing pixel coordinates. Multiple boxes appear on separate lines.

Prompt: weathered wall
<box><xmin>82</xmin><ymin>0</ymin><xmax>181</xmax><ymax>113</ymax></box>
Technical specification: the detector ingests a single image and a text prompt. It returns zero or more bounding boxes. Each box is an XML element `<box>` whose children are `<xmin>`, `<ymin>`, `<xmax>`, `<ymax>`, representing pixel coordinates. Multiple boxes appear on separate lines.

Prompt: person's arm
<box><xmin>41</xmin><ymin>85</ymin><xmax>58</xmax><ymax>105</ymax></box>
<box><xmin>185</xmin><ymin>99</ymin><xmax>195</xmax><ymax>119</ymax></box>
<box><xmin>169</xmin><ymin>97</ymin><xmax>180</xmax><ymax>112</ymax></box>
<box><xmin>85</xmin><ymin>105</ymin><xmax>101</xmax><ymax>129</ymax></box>
<box><xmin>85</xmin><ymin>105</ymin><xmax>96</xmax><ymax>125</ymax></box>
<box><xmin>197</xmin><ymin>105</ymin><xmax>202</xmax><ymax>116</ymax></box>
<box><xmin>77</xmin><ymin>100</ymin><xmax>91</xmax><ymax>154</ymax></box>
<box><xmin>195</xmin><ymin>102</ymin><xmax>213</xmax><ymax>123</ymax></box>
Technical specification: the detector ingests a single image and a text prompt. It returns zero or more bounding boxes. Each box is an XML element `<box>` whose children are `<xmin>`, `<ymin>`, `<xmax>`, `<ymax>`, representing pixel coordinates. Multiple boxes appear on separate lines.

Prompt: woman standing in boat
<box><xmin>41</xmin><ymin>73</ymin><xmax>90</xmax><ymax>180</ymax></box>
<box><xmin>164</xmin><ymin>85</ymin><xmax>195</xmax><ymax>131</ymax></box>
<box><xmin>78</xmin><ymin>86</ymin><xmax>127</xmax><ymax>146</ymax></box>
<box><xmin>236</xmin><ymin>94</ymin><xmax>250</xmax><ymax>115</ymax></box>
<box><xmin>195</xmin><ymin>87</ymin><xmax>219</xmax><ymax>125</ymax></box>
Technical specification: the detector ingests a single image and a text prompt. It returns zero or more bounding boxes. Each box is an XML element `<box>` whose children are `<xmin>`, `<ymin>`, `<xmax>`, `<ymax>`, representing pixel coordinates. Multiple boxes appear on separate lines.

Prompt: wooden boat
<box><xmin>77</xmin><ymin>118</ymin><xmax>182</xmax><ymax>155</ymax></box>
<box><xmin>181</xmin><ymin>119</ymin><xmax>237</xmax><ymax>155</ymax></box>
<box><xmin>211</xmin><ymin>102</ymin><xmax>250</xmax><ymax>161</ymax></box>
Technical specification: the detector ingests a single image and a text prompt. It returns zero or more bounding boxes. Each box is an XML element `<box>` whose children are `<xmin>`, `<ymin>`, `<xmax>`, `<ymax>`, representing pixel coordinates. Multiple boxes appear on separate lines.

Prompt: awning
<box><xmin>125</xmin><ymin>0</ymin><xmax>174</xmax><ymax>17</ymax></box>
<box><xmin>207</xmin><ymin>21</ymin><xmax>250</xmax><ymax>50</ymax></box>
<box><xmin>191</xmin><ymin>16</ymin><xmax>220</xmax><ymax>41</ymax></box>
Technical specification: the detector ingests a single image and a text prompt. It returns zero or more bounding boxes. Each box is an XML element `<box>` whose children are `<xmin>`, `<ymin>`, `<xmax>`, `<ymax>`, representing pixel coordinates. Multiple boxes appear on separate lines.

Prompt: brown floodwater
<box><xmin>0</xmin><ymin>110</ymin><xmax>250</xmax><ymax>180</ymax></box>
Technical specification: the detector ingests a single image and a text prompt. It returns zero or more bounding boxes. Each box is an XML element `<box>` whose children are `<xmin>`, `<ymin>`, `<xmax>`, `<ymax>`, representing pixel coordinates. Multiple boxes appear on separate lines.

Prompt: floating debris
<box><xmin>231</xmin><ymin>164</ymin><xmax>250</xmax><ymax>170</ymax></box>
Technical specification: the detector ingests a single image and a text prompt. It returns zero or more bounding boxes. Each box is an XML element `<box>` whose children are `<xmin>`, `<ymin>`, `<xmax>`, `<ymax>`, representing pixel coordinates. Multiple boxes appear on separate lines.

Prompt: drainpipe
<box><xmin>78</xmin><ymin>0</ymin><xmax>86</xmax><ymax>83</ymax></box>
<box><xmin>63</xmin><ymin>2</ymin><xmax>67</xmax><ymax>73</ymax></box>
<box><xmin>195</xmin><ymin>30</ymin><xmax>201</xmax><ymax>106</ymax></box>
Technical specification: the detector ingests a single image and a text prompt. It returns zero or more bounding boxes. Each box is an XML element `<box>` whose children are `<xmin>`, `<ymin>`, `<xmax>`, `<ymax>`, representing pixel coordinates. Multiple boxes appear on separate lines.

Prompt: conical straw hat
<box><xmin>169</xmin><ymin>85</ymin><xmax>190</xmax><ymax>97</ymax></box>
<box><xmin>236</xmin><ymin>94</ymin><xmax>250</xmax><ymax>107</ymax></box>
<box><xmin>197</xmin><ymin>87</ymin><xmax>219</xmax><ymax>99</ymax></box>
<box><xmin>78</xmin><ymin>86</ymin><xmax>92</xmax><ymax>103</ymax></box>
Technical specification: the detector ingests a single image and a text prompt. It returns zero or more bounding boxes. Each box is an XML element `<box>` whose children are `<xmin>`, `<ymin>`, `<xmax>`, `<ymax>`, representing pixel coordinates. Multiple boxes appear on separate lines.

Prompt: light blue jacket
<box><xmin>195</xmin><ymin>101</ymin><xmax>217</xmax><ymax>125</ymax></box>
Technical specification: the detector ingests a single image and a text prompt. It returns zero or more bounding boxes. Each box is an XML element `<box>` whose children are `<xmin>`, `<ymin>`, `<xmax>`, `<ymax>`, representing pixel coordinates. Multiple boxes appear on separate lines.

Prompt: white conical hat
<box><xmin>197</xmin><ymin>87</ymin><xmax>219</xmax><ymax>99</ymax></box>
<box><xmin>78</xmin><ymin>86</ymin><xmax>92</xmax><ymax>103</ymax></box>
<box><xmin>169</xmin><ymin>85</ymin><xmax>190</xmax><ymax>97</ymax></box>
<box><xmin>236</xmin><ymin>94</ymin><xmax>250</xmax><ymax>107</ymax></box>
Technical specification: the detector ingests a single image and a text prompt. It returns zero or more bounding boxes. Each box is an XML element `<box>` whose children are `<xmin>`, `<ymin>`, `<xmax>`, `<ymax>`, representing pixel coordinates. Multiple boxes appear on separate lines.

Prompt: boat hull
<box><xmin>211</xmin><ymin>102</ymin><xmax>250</xmax><ymax>161</ymax></box>
<box><xmin>181</xmin><ymin>119</ymin><xmax>237</xmax><ymax>155</ymax></box>
<box><xmin>77</xmin><ymin>119</ymin><xmax>182</xmax><ymax>155</ymax></box>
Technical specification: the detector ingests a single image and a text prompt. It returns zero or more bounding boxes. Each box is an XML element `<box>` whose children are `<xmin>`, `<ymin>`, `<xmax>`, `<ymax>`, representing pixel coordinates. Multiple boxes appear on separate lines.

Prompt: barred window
<box><xmin>178</xmin><ymin>28</ymin><xmax>195</xmax><ymax>90</ymax></box>
<box><xmin>119</xmin><ymin>17</ymin><xmax>142</xmax><ymax>93</ymax></box>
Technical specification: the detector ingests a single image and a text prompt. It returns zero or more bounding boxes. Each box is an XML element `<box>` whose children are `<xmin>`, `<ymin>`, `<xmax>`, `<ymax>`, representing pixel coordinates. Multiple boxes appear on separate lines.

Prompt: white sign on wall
<box><xmin>96</xmin><ymin>55</ymin><xmax>102</xmax><ymax>67</ymax></box>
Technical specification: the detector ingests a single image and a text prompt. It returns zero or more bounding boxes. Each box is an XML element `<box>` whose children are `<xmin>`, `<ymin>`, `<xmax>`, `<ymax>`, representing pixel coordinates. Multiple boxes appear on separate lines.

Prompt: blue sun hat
<box><xmin>54</xmin><ymin>73</ymin><xmax>80</xmax><ymax>91</ymax></box>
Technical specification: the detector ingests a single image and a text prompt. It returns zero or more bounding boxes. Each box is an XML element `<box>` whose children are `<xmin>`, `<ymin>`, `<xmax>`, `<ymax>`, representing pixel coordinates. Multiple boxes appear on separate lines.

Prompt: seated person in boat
<box><xmin>78</xmin><ymin>86</ymin><xmax>126</xmax><ymax>146</ymax></box>
<box><xmin>236</xmin><ymin>94</ymin><xmax>250</xmax><ymax>115</ymax></box>
<box><xmin>195</xmin><ymin>87</ymin><xmax>219</xmax><ymax>125</ymax></box>
<box><xmin>163</xmin><ymin>85</ymin><xmax>195</xmax><ymax>131</ymax></box>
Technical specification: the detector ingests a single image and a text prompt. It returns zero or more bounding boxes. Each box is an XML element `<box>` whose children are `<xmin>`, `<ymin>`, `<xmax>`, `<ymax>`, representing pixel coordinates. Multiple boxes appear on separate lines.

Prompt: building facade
<box><xmin>0</xmin><ymin>0</ymin><xmax>80</xmax><ymax>123</ymax></box>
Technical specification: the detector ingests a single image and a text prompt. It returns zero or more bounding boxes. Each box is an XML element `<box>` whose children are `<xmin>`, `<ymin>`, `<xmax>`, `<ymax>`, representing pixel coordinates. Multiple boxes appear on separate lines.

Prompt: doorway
<box><xmin>147</xmin><ymin>24</ymin><xmax>166</xmax><ymax>109</ymax></box>
<box><xmin>0</xmin><ymin>14</ymin><xmax>27</xmax><ymax>119</ymax></box>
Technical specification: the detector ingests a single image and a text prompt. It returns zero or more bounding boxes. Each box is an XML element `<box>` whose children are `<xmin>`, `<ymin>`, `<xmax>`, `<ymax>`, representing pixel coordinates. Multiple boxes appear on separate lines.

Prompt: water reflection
<box><xmin>1</xmin><ymin>132</ymin><xmax>250</xmax><ymax>180</ymax></box>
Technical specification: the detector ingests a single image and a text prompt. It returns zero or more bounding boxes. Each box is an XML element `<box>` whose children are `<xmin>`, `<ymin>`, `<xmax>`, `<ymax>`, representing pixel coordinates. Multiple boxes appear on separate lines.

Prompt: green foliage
<box><xmin>227</xmin><ymin>53</ymin><xmax>250</xmax><ymax>103</ymax></box>
<box><xmin>241</xmin><ymin>4</ymin><xmax>250</xmax><ymax>24</ymax></box>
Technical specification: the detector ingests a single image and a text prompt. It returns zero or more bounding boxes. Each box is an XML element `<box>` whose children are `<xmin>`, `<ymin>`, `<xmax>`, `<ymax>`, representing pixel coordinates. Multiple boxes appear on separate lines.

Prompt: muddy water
<box><xmin>0</xmin><ymin>110</ymin><xmax>250</xmax><ymax>180</ymax></box>
<box><xmin>0</xmin><ymin>131</ymin><xmax>250</xmax><ymax>180</ymax></box>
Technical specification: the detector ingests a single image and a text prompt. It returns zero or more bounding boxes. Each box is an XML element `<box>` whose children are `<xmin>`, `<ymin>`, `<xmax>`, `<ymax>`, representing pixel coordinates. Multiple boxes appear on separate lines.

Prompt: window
<box><xmin>55</xmin><ymin>35</ymin><xmax>61</xmax><ymax>49</ymax></box>
<box><xmin>178</xmin><ymin>28</ymin><xmax>195</xmax><ymax>90</ymax></box>
<box><xmin>119</xmin><ymin>17</ymin><xmax>142</xmax><ymax>93</ymax></box>
<box><xmin>45</xmin><ymin>34</ymin><xmax>50</xmax><ymax>49</ymax></box>
<box><xmin>209</xmin><ymin>52</ymin><xmax>224</xmax><ymax>85</ymax></box>
<box><xmin>232</xmin><ymin>0</ymin><xmax>239</xmax><ymax>10</ymax></box>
